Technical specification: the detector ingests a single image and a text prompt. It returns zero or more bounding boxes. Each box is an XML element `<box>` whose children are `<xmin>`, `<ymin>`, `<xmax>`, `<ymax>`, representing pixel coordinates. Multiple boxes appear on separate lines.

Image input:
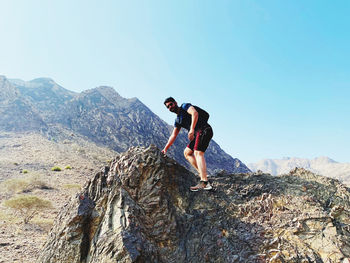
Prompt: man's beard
<box><xmin>169</xmin><ymin>105</ymin><xmax>178</xmax><ymax>113</ymax></box>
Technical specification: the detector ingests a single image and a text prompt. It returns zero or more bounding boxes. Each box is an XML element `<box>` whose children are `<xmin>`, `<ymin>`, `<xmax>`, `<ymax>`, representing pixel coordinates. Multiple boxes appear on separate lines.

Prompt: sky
<box><xmin>0</xmin><ymin>0</ymin><xmax>349</xmax><ymax>164</ymax></box>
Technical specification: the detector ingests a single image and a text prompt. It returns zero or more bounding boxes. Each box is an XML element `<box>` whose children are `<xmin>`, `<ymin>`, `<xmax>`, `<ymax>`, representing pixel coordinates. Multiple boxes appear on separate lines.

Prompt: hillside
<box><xmin>0</xmin><ymin>131</ymin><xmax>116</xmax><ymax>263</ymax></box>
<box><xmin>248</xmin><ymin>157</ymin><xmax>350</xmax><ymax>185</ymax></box>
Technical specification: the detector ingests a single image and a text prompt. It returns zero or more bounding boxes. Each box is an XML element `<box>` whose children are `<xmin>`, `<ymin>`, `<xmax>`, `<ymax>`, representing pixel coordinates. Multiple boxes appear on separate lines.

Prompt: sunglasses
<box><xmin>166</xmin><ymin>102</ymin><xmax>174</xmax><ymax>109</ymax></box>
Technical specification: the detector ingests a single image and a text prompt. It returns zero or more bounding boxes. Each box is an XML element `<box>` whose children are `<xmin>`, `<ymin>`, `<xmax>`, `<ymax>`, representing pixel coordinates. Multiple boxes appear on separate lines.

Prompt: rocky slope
<box><xmin>37</xmin><ymin>145</ymin><xmax>350</xmax><ymax>263</ymax></box>
<box><xmin>0</xmin><ymin>131</ymin><xmax>117</xmax><ymax>263</ymax></box>
<box><xmin>248</xmin><ymin>156</ymin><xmax>350</xmax><ymax>185</ymax></box>
<box><xmin>0</xmin><ymin>75</ymin><xmax>250</xmax><ymax>174</ymax></box>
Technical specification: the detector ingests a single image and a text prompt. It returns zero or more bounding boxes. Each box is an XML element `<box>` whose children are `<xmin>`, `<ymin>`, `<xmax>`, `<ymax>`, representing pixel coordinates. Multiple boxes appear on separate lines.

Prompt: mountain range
<box><xmin>0</xmin><ymin>75</ymin><xmax>250</xmax><ymax>174</ymax></box>
<box><xmin>248</xmin><ymin>156</ymin><xmax>350</xmax><ymax>185</ymax></box>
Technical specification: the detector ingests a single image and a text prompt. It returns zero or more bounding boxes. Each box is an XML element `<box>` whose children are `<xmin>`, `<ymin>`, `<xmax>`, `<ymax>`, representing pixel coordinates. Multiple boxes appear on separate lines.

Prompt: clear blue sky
<box><xmin>1</xmin><ymin>0</ymin><xmax>349</xmax><ymax>164</ymax></box>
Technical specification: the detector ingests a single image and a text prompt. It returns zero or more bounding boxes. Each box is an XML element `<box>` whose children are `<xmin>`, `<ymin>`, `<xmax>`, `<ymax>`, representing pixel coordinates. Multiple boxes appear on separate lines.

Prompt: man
<box><xmin>162</xmin><ymin>97</ymin><xmax>213</xmax><ymax>191</ymax></box>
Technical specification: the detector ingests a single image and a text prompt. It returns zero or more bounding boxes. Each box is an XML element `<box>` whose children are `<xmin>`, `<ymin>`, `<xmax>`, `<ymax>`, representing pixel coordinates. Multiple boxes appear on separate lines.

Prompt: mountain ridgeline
<box><xmin>248</xmin><ymin>157</ymin><xmax>350</xmax><ymax>185</ymax></box>
<box><xmin>0</xmin><ymin>75</ymin><xmax>250</xmax><ymax>174</ymax></box>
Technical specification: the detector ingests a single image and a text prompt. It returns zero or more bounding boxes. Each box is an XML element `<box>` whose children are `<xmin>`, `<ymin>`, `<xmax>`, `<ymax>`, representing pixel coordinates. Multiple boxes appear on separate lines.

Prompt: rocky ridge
<box><xmin>37</xmin><ymin>145</ymin><xmax>350</xmax><ymax>263</ymax></box>
<box><xmin>248</xmin><ymin>156</ymin><xmax>350</xmax><ymax>185</ymax></box>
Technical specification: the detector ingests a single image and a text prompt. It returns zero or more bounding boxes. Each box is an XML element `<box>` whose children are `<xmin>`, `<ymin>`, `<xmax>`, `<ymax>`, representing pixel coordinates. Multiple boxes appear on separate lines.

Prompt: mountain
<box><xmin>0</xmin><ymin>76</ymin><xmax>47</xmax><ymax>132</ymax></box>
<box><xmin>0</xmin><ymin>75</ymin><xmax>250</xmax><ymax>174</ymax></box>
<box><xmin>37</xmin><ymin>146</ymin><xmax>350</xmax><ymax>262</ymax></box>
<box><xmin>10</xmin><ymin>77</ymin><xmax>76</xmax><ymax>122</ymax></box>
<box><xmin>59</xmin><ymin>86</ymin><xmax>171</xmax><ymax>153</ymax></box>
<box><xmin>0</xmin><ymin>76</ymin><xmax>20</xmax><ymax>101</ymax></box>
<box><xmin>248</xmin><ymin>157</ymin><xmax>350</xmax><ymax>185</ymax></box>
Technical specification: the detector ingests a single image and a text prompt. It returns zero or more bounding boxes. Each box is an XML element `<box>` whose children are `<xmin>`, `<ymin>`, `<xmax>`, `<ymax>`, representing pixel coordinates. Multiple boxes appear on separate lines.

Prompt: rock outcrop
<box><xmin>37</xmin><ymin>146</ymin><xmax>350</xmax><ymax>263</ymax></box>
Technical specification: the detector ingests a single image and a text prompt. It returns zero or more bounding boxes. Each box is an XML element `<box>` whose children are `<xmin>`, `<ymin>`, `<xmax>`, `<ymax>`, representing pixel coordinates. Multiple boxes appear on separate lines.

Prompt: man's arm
<box><xmin>187</xmin><ymin>106</ymin><xmax>198</xmax><ymax>141</ymax></box>
<box><xmin>162</xmin><ymin>127</ymin><xmax>181</xmax><ymax>154</ymax></box>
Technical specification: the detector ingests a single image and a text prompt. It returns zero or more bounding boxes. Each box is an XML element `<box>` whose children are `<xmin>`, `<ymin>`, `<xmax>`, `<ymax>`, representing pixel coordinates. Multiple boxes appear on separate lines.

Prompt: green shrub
<box><xmin>65</xmin><ymin>165</ymin><xmax>72</xmax><ymax>170</ymax></box>
<box><xmin>22</xmin><ymin>169</ymin><xmax>28</xmax><ymax>174</ymax></box>
<box><xmin>51</xmin><ymin>166</ymin><xmax>62</xmax><ymax>171</ymax></box>
<box><xmin>4</xmin><ymin>195</ymin><xmax>53</xmax><ymax>224</ymax></box>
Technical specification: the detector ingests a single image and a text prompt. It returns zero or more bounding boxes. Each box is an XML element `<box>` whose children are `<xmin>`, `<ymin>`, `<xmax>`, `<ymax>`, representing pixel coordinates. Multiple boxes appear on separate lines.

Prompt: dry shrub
<box><xmin>62</xmin><ymin>184</ymin><xmax>81</xmax><ymax>195</ymax></box>
<box><xmin>26</xmin><ymin>173</ymin><xmax>51</xmax><ymax>190</ymax></box>
<box><xmin>32</xmin><ymin>217</ymin><xmax>54</xmax><ymax>232</ymax></box>
<box><xmin>0</xmin><ymin>174</ymin><xmax>51</xmax><ymax>196</ymax></box>
<box><xmin>63</xmin><ymin>184</ymin><xmax>81</xmax><ymax>190</ymax></box>
<box><xmin>4</xmin><ymin>195</ymin><xmax>53</xmax><ymax>224</ymax></box>
<box><xmin>0</xmin><ymin>178</ymin><xmax>29</xmax><ymax>196</ymax></box>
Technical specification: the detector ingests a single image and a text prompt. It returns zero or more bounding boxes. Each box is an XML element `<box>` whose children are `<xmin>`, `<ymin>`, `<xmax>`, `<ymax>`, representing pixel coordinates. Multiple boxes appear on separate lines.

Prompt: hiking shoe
<box><xmin>190</xmin><ymin>181</ymin><xmax>212</xmax><ymax>191</ymax></box>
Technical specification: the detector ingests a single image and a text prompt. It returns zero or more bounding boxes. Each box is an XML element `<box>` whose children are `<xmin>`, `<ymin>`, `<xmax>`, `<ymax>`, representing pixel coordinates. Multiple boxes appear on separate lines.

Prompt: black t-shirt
<box><xmin>174</xmin><ymin>103</ymin><xmax>209</xmax><ymax>131</ymax></box>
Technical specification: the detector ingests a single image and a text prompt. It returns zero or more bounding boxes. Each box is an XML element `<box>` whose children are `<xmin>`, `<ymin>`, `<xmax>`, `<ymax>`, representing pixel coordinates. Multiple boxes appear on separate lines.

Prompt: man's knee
<box><xmin>184</xmin><ymin>148</ymin><xmax>193</xmax><ymax>158</ymax></box>
<box><xmin>194</xmin><ymin>150</ymin><xmax>205</xmax><ymax>157</ymax></box>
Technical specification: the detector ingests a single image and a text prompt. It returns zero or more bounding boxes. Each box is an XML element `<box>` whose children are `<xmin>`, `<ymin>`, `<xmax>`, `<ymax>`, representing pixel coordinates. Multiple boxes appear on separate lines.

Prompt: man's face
<box><xmin>165</xmin><ymin>101</ymin><xmax>178</xmax><ymax>113</ymax></box>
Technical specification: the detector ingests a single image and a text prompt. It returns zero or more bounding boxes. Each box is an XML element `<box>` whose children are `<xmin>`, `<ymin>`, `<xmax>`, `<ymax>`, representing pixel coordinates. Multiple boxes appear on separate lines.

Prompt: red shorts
<box><xmin>187</xmin><ymin>125</ymin><xmax>213</xmax><ymax>152</ymax></box>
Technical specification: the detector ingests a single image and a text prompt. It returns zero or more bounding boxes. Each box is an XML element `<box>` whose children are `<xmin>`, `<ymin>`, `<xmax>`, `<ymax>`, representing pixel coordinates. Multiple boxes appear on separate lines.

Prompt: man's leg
<box><xmin>184</xmin><ymin>147</ymin><xmax>199</xmax><ymax>173</ymax></box>
<box><xmin>190</xmin><ymin>126</ymin><xmax>213</xmax><ymax>191</ymax></box>
<box><xmin>194</xmin><ymin>150</ymin><xmax>208</xmax><ymax>181</ymax></box>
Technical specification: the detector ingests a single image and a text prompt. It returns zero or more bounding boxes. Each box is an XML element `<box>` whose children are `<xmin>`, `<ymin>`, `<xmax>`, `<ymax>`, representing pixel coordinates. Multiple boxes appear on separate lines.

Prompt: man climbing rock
<box><xmin>162</xmin><ymin>97</ymin><xmax>213</xmax><ymax>191</ymax></box>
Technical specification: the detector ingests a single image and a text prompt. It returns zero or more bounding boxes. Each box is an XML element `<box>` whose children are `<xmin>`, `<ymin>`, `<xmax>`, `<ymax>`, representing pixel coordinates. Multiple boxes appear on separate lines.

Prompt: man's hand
<box><xmin>188</xmin><ymin>129</ymin><xmax>195</xmax><ymax>141</ymax></box>
<box><xmin>161</xmin><ymin>148</ymin><xmax>167</xmax><ymax>155</ymax></box>
<box><xmin>187</xmin><ymin>106</ymin><xmax>198</xmax><ymax>140</ymax></box>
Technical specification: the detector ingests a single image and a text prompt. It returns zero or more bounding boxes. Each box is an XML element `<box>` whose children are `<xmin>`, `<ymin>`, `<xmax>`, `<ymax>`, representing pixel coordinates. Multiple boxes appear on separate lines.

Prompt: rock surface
<box><xmin>37</xmin><ymin>146</ymin><xmax>350</xmax><ymax>263</ymax></box>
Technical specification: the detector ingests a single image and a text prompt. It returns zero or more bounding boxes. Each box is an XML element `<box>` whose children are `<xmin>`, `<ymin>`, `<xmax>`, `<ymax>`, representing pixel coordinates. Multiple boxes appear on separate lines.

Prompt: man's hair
<box><xmin>164</xmin><ymin>97</ymin><xmax>176</xmax><ymax>106</ymax></box>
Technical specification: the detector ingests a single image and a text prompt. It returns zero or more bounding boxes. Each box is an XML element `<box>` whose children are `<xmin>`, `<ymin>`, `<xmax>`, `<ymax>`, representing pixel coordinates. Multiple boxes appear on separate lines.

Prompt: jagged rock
<box><xmin>37</xmin><ymin>146</ymin><xmax>350</xmax><ymax>263</ymax></box>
